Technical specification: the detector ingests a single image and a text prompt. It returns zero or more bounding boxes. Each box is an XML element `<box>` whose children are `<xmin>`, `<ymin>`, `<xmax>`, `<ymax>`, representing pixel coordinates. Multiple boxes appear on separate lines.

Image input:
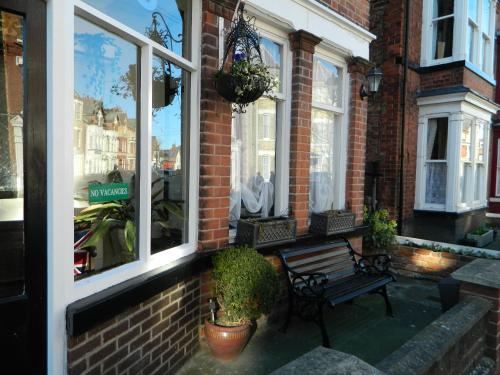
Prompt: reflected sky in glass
<box><xmin>260</xmin><ymin>37</ymin><xmax>281</xmax><ymax>91</ymax></box>
<box><xmin>82</xmin><ymin>0</ymin><xmax>188</xmax><ymax>58</ymax></box>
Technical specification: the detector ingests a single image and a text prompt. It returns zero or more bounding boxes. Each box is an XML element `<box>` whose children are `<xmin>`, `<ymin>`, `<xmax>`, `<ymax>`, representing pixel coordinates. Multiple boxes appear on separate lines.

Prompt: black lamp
<box><xmin>360</xmin><ymin>66</ymin><xmax>383</xmax><ymax>100</ymax></box>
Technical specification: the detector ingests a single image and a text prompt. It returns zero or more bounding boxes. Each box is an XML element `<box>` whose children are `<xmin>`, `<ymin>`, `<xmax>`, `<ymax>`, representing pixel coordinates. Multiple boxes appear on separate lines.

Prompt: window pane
<box><xmin>433</xmin><ymin>17</ymin><xmax>454</xmax><ymax>59</ymax></box>
<box><xmin>427</xmin><ymin>118</ymin><xmax>448</xmax><ymax>160</ymax></box>
<box><xmin>73</xmin><ymin>17</ymin><xmax>139</xmax><ymax>279</ymax></box>
<box><xmin>151</xmin><ymin>56</ymin><xmax>188</xmax><ymax>254</ymax></box>
<box><xmin>434</xmin><ymin>0</ymin><xmax>454</xmax><ymax>18</ymax></box>
<box><xmin>260</xmin><ymin>37</ymin><xmax>281</xmax><ymax>92</ymax></box>
<box><xmin>482</xmin><ymin>36</ymin><xmax>489</xmax><ymax>71</ymax></box>
<box><xmin>461</xmin><ymin>119</ymin><xmax>472</xmax><ymax>161</ymax></box>
<box><xmin>0</xmin><ymin>11</ymin><xmax>24</xmax><ymax>297</ymax></box>
<box><xmin>230</xmin><ymin>98</ymin><xmax>276</xmax><ymax>228</ymax></box>
<box><xmin>475</xmin><ymin>120</ymin><xmax>485</xmax><ymax>162</ymax></box>
<box><xmin>460</xmin><ymin>162</ymin><xmax>472</xmax><ymax>203</ymax></box>
<box><xmin>313</xmin><ymin>58</ymin><xmax>343</xmax><ymax>108</ymax></box>
<box><xmin>482</xmin><ymin>0</ymin><xmax>491</xmax><ymax>32</ymax></box>
<box><xmin>425</xmin><ymin>163</ymin><xmax>447</xmax><ymax>204</ymax></box>
<box><xmin>474</xmin><ymin>165</ymin><xmax>485</xmax><ymax>200</ymax></box>
<box><xmin>310</xmin><ymin>109</ymin><xmax>335</xmax><ymax>213</ymax></box>
<box><xmin>467</xmin><ymin>23</ymin><xmax>475</xmax><ymax>62</ymax></box>
<box><xmin>468</xmin><ymin>0</ymin><xmax>478</xmax><ymax>22</ymax></box>
<box><xmin>496</xmin><ymin>139</ymin><xmax>500</xmax><ymax>196</ymax></box>
<box><xmin>82</xmin><ymin>0</ymin><xmax>190</xmax><ymax>58</ymax></box>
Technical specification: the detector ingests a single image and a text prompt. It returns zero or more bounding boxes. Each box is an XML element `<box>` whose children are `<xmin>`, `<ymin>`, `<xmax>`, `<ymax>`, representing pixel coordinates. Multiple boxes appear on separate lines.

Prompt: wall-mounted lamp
<box><xmin>360</xmin><ymin>67</ymin><xmax>383</xmax><ymax>100</ymax></box>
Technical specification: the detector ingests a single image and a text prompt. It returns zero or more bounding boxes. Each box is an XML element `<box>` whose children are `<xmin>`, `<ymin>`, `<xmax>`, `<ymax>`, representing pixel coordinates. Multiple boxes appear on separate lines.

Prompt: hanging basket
<box><xmin>214</xmin><ymin>2</ymin><xmax>276</xmax><ymax>112</ymax></box>
<box><xmin>152</xmin><ymin>75</ymin><xmax>179</xmax><ymax>109</ymax></box>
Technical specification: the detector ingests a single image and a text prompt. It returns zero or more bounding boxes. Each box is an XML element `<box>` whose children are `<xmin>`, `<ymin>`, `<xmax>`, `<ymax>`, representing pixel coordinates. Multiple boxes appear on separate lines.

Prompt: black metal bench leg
<box><xmin>279</xmin><ymin>296</ymin><xmax>293</xmax><ymax>333</ymax></box>
<box><xmin>380</xmin><ymin>285</ymin><xmax>394</xmax><ymax>317</ymax></box>
<box><xmin>317</xmin><ymin>302</ymin><xmax>331</xmax><ymax>348</ymax></box>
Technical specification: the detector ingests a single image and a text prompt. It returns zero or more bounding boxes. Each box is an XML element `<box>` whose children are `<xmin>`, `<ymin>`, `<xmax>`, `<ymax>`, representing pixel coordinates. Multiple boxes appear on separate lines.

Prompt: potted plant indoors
<box><xmin>466</xmin><ymin>224</ymin><xmax>494</xmax><ymax>247</ymax></box>
<box><xmin>205</xmin><ymin>246</ymin><xmax>279</xmax><ymax>361</ymax></box>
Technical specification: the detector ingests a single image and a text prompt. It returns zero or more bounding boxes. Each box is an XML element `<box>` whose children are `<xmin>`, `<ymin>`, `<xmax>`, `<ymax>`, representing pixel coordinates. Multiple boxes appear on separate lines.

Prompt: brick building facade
<box><xmin>35</xmin><ymin>0</ymin><xmax>377</xmax><ymax>374</ymax></box>
<box><xmin>366</xmin><ymin>0</ymin><xmax>499</xmax><ymax>243</ymax></box>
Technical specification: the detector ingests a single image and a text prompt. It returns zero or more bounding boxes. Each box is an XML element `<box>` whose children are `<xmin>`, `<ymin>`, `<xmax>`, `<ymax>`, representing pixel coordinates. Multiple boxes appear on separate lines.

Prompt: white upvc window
<box><xmin>416</xmin><ymin>94</ymin><xmax>493</xmax><ymax>212</ymax></box>
<box><xmin>309</xmin><ymin>50</ymin><xmax>349</xmax><ymax>213</ymax></box>
<box><xmin>69</xmin><ymin>0</ymin><xmax>200</xmax><ymax>299</ymax></box>
<box><xmin>422</xmin><ymin>0</ymin><xmax>495</xmax><ymax>77</ymax></box>
<box><xmin>229</xmin><ymin>21</ymin><xmax>291</xmax><ymax>237</ymax></box>
<box><xmin>495</xmin><ymin>139</ymin><xmax>500</xmax><ymax>196</ymax></box>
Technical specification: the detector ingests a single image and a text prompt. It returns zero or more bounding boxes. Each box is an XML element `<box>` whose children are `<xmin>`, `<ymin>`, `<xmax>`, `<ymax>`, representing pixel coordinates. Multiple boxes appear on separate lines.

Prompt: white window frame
<box><xmin>421</xmin><ymin>0</ymin><xmax>495</xmax><ymax>77</ymax></box>
<box><xmin>415</xmin><ymin>93</ymin><xmax>494</xmax><ymax>213</ymax></box>
<box><xmin>228</xmin><ymin>19</ymin><xmax>292</xmax><ymax>241</ymax></box>
<box><xmin>310</xmin><ymin>48</ymin><xmax>349</xmax><ymax>211</ymax></box>
<box><xmin>57</xmin><ymin>0</ymin><xmax>201</xmax><ymax>302</ymax></box>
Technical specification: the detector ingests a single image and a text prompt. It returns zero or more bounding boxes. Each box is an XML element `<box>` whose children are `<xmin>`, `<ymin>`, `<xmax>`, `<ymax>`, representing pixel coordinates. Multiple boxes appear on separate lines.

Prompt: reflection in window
<box><xmin>151</xmin><ymin>55</ymin><xmax>188</xmax><ymax>254</ymax></box>
<box><xmin>460</xmin><ymin>119</ymin><xmax>472</xmax><ymax>203</ymax></box>
<box><xmin>310</xmin><ymin>109</ymin><xmax>336</xmax><ymax>213</ymax></box>
<box><xmin>0</xmin><ymin>11</ymin><xmax>25</xmax><ymax>297</ymax></box>
<box><xmin>82</xmin><ymin>0</ymin><xmax>190</xmax><ymax>58</ymax></box>
<box><xmin>260</xmin><ymin>38</ymin><xmax>281</xmax><ymax>91</ymax></box>
<box><xmin>230</xmin><ymin>98</ymin><xmax>276</xmax><ymax>228</ymax></box>
<box><xmin>425</xmin><ymin>118</ymin><xmax>448</xmax><ymax>205</ymax></box>
<box><xmin>313</xmin><ymin>57</ymin><xmax>343</xmax><ymax>108</ymax></box>
<box><xmin>432</xmin><ymin>0</ymin><xmax>454</xmax><ymax>59</ymax></box>
<box><xmin>73</xmin><ymin>17</ymin><xmax>139</xmax><ymax>279</ymax></box>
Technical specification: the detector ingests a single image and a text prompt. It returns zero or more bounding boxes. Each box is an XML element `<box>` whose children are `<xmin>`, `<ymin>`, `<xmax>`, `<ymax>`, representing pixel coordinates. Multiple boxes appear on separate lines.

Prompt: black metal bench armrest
<box><xmin>357</xmin><ymin>254</ymin><xmax>391</xmax><ymax>273</ymax></box>
<box><xmin>288</xmin><ymin>269</ymin><xmax>328</xmax><ymax>298</ymax></box>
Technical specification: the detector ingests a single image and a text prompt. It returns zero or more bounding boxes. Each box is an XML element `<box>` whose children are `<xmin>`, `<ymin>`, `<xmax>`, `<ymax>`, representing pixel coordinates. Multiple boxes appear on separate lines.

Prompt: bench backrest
<box><xmin>280</xmin><ymin>240</ymin><xmax>357</xmax><ymax>283</ymax></box>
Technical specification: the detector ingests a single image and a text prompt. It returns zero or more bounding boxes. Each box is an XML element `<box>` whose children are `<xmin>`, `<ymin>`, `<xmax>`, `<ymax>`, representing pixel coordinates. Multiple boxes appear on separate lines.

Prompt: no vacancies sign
<box><xmin>88</xmin><ymin>183</ymin><xmax>129</xmax><ymax>204</ymax></box>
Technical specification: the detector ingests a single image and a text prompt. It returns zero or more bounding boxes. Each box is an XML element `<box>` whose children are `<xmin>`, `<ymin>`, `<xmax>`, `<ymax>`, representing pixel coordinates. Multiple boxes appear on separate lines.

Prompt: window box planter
<box><xmin>466</xmin><ymin>229</ymin><xmax>494</xmax><ymax>247</ymax></box>
<box><xmin>309</xmin><ymin>210</ymin><xmax>356</xmax><ymax>236</ymax></box>
<box><xmin>235</xmin><ymin>216</ymin><xmax>296</xmax><ymax>248</ymax></box>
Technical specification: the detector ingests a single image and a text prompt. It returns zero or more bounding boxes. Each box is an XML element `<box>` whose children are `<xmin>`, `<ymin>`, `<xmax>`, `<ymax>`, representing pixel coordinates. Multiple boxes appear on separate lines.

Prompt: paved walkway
<box><xmin>178</xmin><ymin>277</ymin><xmax>442</xmax><ymax>375</ymax></box>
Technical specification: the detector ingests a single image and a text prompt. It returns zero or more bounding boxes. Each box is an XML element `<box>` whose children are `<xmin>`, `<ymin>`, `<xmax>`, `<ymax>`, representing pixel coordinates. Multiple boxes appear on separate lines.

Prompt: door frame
<box><xmin>0</xmin><ymin>0</ymin><xmax>47</xmax><ymax>373</ymax></box>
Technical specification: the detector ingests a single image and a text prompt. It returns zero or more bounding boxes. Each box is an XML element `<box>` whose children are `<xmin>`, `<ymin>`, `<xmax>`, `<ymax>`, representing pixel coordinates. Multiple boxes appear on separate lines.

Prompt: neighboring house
<box><xmin>366</xmin><ymin>0</ymin><xmax>499</xmax><ymax>244</ymax></box>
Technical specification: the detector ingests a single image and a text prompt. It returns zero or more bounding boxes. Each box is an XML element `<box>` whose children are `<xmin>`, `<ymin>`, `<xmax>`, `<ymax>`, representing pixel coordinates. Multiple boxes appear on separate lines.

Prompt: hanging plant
<box><xmin>214</xmin><ymin>3</ymin><xmax>276</xmax><ymax>113</ymax></box>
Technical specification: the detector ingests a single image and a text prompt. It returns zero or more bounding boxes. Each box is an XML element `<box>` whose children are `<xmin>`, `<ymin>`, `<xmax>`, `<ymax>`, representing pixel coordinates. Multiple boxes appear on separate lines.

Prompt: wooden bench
<box><xmin>279</xmin><ymin>238</ymin><xmax>395</xmax><ymax>347</ymax></box>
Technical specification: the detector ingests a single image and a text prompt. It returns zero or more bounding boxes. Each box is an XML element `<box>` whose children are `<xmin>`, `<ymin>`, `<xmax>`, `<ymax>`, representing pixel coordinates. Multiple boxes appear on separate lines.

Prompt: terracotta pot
<box><xmin>204</xmin><ymin>318</ymin><xmax>251</xmax><ymax>361</ymax></box>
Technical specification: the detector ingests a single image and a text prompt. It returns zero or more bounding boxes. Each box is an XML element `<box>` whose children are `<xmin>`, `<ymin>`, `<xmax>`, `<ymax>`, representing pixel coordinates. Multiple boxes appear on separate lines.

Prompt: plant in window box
<box><xmin>310</xmin><ymin>209</ymin><xmax>356</xmax><ymax>236</ymax></box>
<box><xmin>213</xmin><ymin>3</ymin><xmax>277</xmax><ymax>113</ymax></box>
<box><xmin>235</xmin><ymin>216</ymin><xmax>297</xmax><ymax>248</ymax></box>
<box><xmin>205</xmin><ymin>246</ymin><xmax>279</xmax><ymax>361</ymax></box>
<box><xmin>466</xmin><ymin>224</ymin><xmax>494</xmax><ymax>247</ymax></box>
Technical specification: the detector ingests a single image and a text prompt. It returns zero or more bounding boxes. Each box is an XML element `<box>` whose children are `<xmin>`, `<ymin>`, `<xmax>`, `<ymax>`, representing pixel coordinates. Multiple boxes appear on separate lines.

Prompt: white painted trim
<box><xmin>486</xmin><ymin>212</ymin><xmax>500</xmax><ymax>217</ymax></box>
<box><xmin>416</xmin><ymin>91</ymin><xmax>500</xmax><ymax>114</ymax></box>
<box><xmin>490</xmin><ymin>197</ymin><xmax>500</xmax><ymax>203</ymax></box>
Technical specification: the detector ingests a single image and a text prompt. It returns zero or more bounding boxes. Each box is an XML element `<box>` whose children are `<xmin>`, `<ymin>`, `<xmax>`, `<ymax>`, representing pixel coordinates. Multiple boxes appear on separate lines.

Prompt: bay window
<box><xmin>229</xmin><ymin>30</ymin><xmax>289</xmax><ymax>235</ymax></box>
<box><xmin>309</xmin><ymin>54</ymin><xmax>348</xmax><ymax>213</ymax></box>
<box><xmin>422</xmin><ymin>0</ymin><xmax>495</xmax><ymax>77</ymax></box>
<box><xmin>72</xmin><ymin>0</ymin><xmax>199</xmax><ymax>286</ymax></box>
<box><xmin>416</xmin><ymin>94</ymin><xmax>494</xmax><ymax>212</ymax></box>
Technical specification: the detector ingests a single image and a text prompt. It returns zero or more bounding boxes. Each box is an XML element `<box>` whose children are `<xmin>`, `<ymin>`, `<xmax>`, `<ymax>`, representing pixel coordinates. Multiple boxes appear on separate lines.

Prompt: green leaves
<box><xmin>212</xmin><ymin>246</ymin><xmax>279</xmax><ymax>325</ymax></box>
<box><xmin>363</xmin><ymin>206</ymin><xmax>397</xmax><ymax>250</ymax></box>
<box><xmin>124</xmin><ymin>220</ymin><xmax>136</xmax><ymax>253</ymax></box>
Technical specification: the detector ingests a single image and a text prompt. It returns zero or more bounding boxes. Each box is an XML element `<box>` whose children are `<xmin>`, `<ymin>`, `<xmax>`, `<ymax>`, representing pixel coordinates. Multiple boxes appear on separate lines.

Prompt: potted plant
<box><xmin>213</xmin><ymin>3</ymin><xmax>276</xmax><ymax>113</ymax></box>
<box><xmin>205</xmin><ymin>246</ymin><xmax>279</xmax><ymax>361</ymax></box>
<box><xmin>466</xmin><ymin>224</ymin><xmax>494</xmax><ymax>247</ymax></box>
<box><xmin>235</xmin><ymin>216</ymin><xmax>297</xmax><ymax>249</ymax></box>
<box><xmin>363</xmin><ymin>206</ymin><xmax>397</xmax><ymax>251</ymax></box>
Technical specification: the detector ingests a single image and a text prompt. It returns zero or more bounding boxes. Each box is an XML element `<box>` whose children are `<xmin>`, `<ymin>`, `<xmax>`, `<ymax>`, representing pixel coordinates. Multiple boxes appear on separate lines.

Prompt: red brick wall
<box><xmin>67</xmin><ymin>278</ymin><xmax>200</xmax><ymax>375</ymax></box>
<box><xmin>288</xmin><ymin>30</ymin><xmax>321</xmax><ymax>235</ymax></box>
<box><xmin>317</xmin><ymin>0</ymin><xmax>370</xmax><ymax>28</ymax></box>
<box><xmin>198</xmin><ymin>0</ymin><xmax>236</xmax><ymax>251</ymax></box>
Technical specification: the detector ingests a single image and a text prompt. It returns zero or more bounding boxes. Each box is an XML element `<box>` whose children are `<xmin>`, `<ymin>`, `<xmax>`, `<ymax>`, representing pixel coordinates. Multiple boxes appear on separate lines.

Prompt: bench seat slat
<box><xmin>286</xmin><ymin>248</ymin><xmax>350</xmax><ymax>268</ymax></box>
<box><xmin>280</xmin><ymin>241</ymin><xmax>349</xmax><ymax>260</ymax></box>
<box><xmin>291</xmin><ymin>256</ymin><xmax>353</xmax><ymax>275</ymax></box>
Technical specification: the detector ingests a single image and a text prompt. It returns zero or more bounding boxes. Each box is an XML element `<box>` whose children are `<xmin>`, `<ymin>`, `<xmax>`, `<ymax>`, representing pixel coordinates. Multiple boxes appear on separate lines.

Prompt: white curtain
<box><xmin>309</xmin><ymin>108</ymin><xmax>335</xmax><ymax>213</ymax></box>
<box><xmin>425</xmin><ymin>119</ymin><xmax>446</xmax><ymax>204</ymax></box>
<box><xmin>230</xmin><ymin>98</ymin><xmax>276</xmax><ymax>226</ymax></box>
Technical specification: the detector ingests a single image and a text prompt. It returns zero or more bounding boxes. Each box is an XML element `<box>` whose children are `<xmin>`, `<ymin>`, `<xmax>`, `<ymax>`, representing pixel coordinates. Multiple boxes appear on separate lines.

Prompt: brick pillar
<box><xmin>288</xmin><ymin>30</ymin><xmax>321</xmax><ymax>235</ymax></box>
<box><xmin>198</xmin><ymin>0</ymin><xmax>236</xmax><ymax>250</ymax></box>
<box><xmin>346</xmin><ymin>57</ymin><xmax>370</xmax><ymax>227</ymax></box>
<box><xmin>454</xmin><ymin>260</ymin><xmax>500</xmax><ymax>370</ymax></box>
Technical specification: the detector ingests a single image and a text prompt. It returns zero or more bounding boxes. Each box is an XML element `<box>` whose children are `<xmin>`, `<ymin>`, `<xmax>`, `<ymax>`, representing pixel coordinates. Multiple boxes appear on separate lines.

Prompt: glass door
<box><xmin>0</xmin><ymin>1</ymin><xmax>46</xmax><ymax>373</ymax></box>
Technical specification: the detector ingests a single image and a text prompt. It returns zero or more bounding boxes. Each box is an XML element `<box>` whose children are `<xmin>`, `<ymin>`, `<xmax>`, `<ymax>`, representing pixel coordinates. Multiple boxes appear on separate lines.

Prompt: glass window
<box><xmin>313</xmin><ymin>58</ymin><xmax>343</xmax><ymax>108</ymax></box>
<box><xmin>82</xmin><ymin>0</ymin><xmax>190</xmax><ymax>58</ymax></box>
<box><xmin>0</xmin><ymin>11</ymin><xmax>24</xmax><ymax>297</ymax></box>
<box><xmin>495</xmin><ymin>139</ymin><xmax>500</xmax><ymax>196</ymax></box>
<box><xmin>425</xmin><ymin>118</ymin><xmax>448</xmax><ymax>205</ymax></box>
<box><xmin>260</xmin><ymin>38</ymin><xmax>282</xmax><ymax>92</ymax></box>
<box><xmin>73</xmin><ymin>17</ymin><xmax>139</xmax><ymax>279</ymax></box>
<box><xmin>467</xmin><ymin>23</ymin><xmax>475</xmax><ymax>63</ymax></box>
<box><xmin>434</xmin><ymin>0</ymin><xmax>454</xmax><ymax>17</ymax></box>
<box><xmin>468</xmin><ymin>0</ymin><xmax>478</xmax><ymax>22</ymax></box>
<box><xmin>230</xmin><ymin>98</ymin><xmax>277</xmax><ymax>227</ymax></box>
<box><xmin>482</xmin><ymin>0</ymin><xmax>491</xmax><ymax>32</ymax></box>
<box><xmin>460</xmin><ymin>119</ymin><xmax>472</xmax><ymax>203</ymax></box>
<box><xmin>151</xmin><ymin>55</ymin><xmax>188</xmax><ymax>254</ymax></box>
<box><xmin>433</xmin><ymin>18</ymin><xmax>454</xmax><ymax>59</ymax></box>
<box><xmin>310</xmin><ymin>109</ymin><xmax>336</xmax><ymax>213</ymax></box>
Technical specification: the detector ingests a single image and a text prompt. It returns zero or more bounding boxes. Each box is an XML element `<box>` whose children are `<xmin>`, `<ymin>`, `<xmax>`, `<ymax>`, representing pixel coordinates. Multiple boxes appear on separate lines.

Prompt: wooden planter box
<box><xmin>310</xmin><ymin>210</ymin><xmax>356</xmax><ymax>236</ymax></box>
<box><xmin>235</xmin><ymin>217</ymin><xmax>296</xmax><ymax>248</ymax></box>
<box><xmin>466</xmin><ymin>229</ymin><xmax>494</xmax><ymax>247</ymax></box>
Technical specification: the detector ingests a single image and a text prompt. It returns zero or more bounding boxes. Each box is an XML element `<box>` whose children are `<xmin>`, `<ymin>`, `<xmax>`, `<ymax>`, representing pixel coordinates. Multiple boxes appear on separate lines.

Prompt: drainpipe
<box><xmin>397</xmin><ymin>0</ymin><xmax>410</xmax><ymax>235</ymax></box>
